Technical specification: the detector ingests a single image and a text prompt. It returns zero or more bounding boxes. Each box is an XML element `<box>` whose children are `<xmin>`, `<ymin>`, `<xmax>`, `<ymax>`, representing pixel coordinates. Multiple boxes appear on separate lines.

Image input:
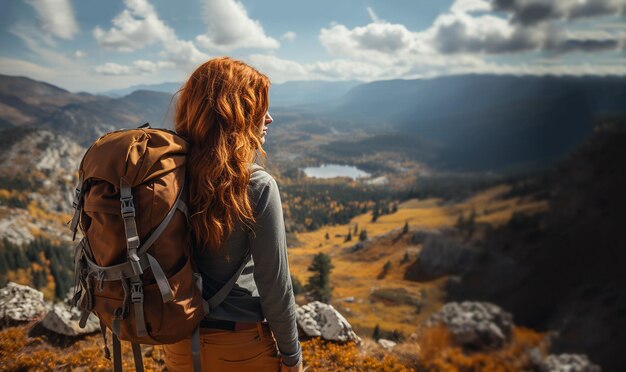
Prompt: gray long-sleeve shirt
<box><xmin>193</xmin><ymin>165</ymin><xmax>302</xmax><ymax>366</ymax></box>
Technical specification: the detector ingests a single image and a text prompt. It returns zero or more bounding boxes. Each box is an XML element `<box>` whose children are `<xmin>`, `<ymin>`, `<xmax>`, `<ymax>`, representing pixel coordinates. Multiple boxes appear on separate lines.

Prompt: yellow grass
<box><xmin>288</xmin><ymin>183</ymin><xmax>549</xmax><ymax>338</ymax></box>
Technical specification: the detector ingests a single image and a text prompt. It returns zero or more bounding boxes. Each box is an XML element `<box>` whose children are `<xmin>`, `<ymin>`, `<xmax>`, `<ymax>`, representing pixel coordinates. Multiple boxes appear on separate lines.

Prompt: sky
<box><xmin>0</xmin><ymin>0</ymin><xmax>624</xmax><ymax>92</ymax></box>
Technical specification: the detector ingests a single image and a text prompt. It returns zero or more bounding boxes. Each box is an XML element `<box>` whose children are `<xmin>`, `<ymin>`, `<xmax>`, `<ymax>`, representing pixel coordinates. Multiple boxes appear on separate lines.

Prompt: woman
<box><xmin>163</xmin><ymin>57</ymin><xmax>303</xmax><ymax>372</ymax></box>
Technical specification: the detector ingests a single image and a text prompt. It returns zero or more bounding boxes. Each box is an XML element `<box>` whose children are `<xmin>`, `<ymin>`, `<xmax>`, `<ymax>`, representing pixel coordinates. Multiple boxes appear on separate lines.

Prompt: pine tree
<box><xmin>372</xmin><ymin>208</ymin><xmax>379</xmax><ymax>223</ymax></box>
<box><xmin>391</xmin><ymin>329</ymin><xmax>402</xmax><ymax>342</ymax></box>
<box><xmin>402</xmin><ymin>221</ymin><xmax>409</xmax><ymax>235</ymax></box>
<box><xmin>378</xmin><ymin>260</ymin><xmax>392</xmax><ymax>279</ymax></box>
<box><xmin>306</xmin><ymin>253</ymin><xmax>334</xmax><ymax>303</ymax></box>
<box><xmin>353</xmin><ymin>223</ymin><xmax>358</xmax><ymax>235</ymax></box>
<box><xmin>359</xmin><ymin>229</ymin><xmax>367</xmax><ymax>241</ymax></box>
<box><xmin>400</xmin><ymin>251</ymin><xmax>410</xmax><ymax>264</ymax></box>
<box><xmin>291</xmin><ymin>275</ymin><xmax>304</xmax><ymax>295</ymax></box>
<box><xmin>345</xmin><ymin>230</ymin><xmax>352</xmax><ymax>242</ymax></box>
<box><xmin>372</xmin><ymin>324</ymin><xmax>382</xmax><ymax>341</ymax></box>
<box><xmin>325</xmin><ymin>232</ymin><xmax>330</xmax><ymax>240</ymax></box>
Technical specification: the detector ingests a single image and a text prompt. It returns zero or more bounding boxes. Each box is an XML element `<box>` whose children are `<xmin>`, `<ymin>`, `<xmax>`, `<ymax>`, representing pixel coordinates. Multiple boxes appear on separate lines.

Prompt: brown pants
<box><xmin>163</xmin><ymin>322</ymin><xmax>281</xmax><ymax>371</ymax></box>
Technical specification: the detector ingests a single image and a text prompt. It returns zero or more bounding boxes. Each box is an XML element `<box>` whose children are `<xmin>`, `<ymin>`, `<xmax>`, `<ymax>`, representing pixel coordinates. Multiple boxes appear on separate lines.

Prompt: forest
<box><xmin>0</xmin><ymin>238</ymin><xmax>74</xmax><ymax>300</ymax></box>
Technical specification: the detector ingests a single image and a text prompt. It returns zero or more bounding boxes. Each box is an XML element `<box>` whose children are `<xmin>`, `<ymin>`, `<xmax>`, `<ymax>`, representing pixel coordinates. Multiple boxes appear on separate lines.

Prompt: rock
<box><xmin>539</xmin><ymin>353</ymin><xmax>601</xmax><ymax>372</ymax></box>
<box><xmin>425</xmin><ymin>301</ymin><xmax>513</xmax><ymax>351</ymax></box>
<box><xmin>377</xmin><ymin>338</ymin><xmax>396</xmax><ymax>350</ymax></box>
<box><xmin>0</xmin><ymin>282</ymin><xmax>47</xmax><ymax>324</ymax></box>
<box><xmin>40</xmin><ymin>303</ymin><xmax>100</xmax><ymax>336</ymax></box>
<box><xmin>296</xmin><ymin>301</ymin><xmax>361</xmax><ymax>343</ymax></box>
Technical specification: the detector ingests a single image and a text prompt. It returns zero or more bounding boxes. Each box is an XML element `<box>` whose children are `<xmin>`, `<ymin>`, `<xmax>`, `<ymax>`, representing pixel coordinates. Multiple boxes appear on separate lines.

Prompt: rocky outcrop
<box><xmin>0</xmin><ymin>282</ymin><xmax>47</xmax><ymax>325</ymax></box>
<box><xmin>377</xmin><ymin>338</ymin><xmax>396</xmax><ymax>350</ymax></box>
<box><xmin>538</xmin><ymin>353</ymin><xmax>601</xmax><ymax>372</ymax></box>
<box><xmin>425</xmin><ymin>301</ymin><xmax>513</xmax><ymax>351</ymax></box>
<box><xmin>40</xmin><ymin>303</ymin><xmax>100</xmax><ymax>336</ymax></box>
<box><xmin>296</xmin><ymin>301</ymin><xmax>361</xmax><ymax>343</ymax></box>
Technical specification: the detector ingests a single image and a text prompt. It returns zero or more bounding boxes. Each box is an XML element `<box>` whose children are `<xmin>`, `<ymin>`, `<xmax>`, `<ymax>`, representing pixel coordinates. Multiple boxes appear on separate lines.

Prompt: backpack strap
<box><xmin>112</xmin><ymin>332</ymin><xmax>122</xmax><ymax>372</ymax></box>
<box><xmin>120</xmin><ymin>178</ymin><xmax>143</xmax><ymax>276</ymax></box>
<box><xmin>191</xmin><ymin>326</ymin><xmax>202</xmax><ymax>371</ymax></box>
<box><xmin>131</xmin><ymin>342</ymin><xmax>144</xmax><ymax>372</ymax></box>
<box><xmin>69</xmin><ymin>173</ymin><xmax>84</xmax><ymax>241</ymax></box>
<box><xmin>207</xmin><ymin>250</ymin><xmax>252</xmax><ymax>310</ymax></box>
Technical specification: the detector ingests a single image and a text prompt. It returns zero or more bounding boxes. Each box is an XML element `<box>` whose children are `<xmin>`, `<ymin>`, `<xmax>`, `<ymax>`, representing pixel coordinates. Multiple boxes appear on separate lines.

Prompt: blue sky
<box><xmin>0</xmin><ymin>0</ymin><xmax>624</xmax><ymax>92</ymax></box>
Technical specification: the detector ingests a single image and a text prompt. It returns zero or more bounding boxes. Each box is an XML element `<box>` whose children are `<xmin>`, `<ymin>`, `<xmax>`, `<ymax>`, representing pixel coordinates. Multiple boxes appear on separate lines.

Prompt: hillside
<box><xmin>324</xmin><ymin>75</ymin><xmax>626</xmax><ymax>171</ymax></box>
<box><xmin>441</xmin><ymin>119</ymin><xmax>626</xmax><ymax>371</ymax></box>
<box><xmin>0</xmin><ymin>75</ymin><xmax>175</xmax><ymax>145</ymax></box>
<box><xmin>100</xmin><ymin>80</ymin><xmax>361</xmax><ymax>107</ymax></box>
<box><xmin>0</xmin><ymin>75</ymin><xmax>100</xmax><ymax>128</ymax></box>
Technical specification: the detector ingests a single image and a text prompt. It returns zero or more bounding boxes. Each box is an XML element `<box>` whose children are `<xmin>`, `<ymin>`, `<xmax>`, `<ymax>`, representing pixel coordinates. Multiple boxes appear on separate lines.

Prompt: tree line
<box><xmin>0</xmin><ymin>237</ymin><xmax>73</xmax><ymax>299</ymax></box>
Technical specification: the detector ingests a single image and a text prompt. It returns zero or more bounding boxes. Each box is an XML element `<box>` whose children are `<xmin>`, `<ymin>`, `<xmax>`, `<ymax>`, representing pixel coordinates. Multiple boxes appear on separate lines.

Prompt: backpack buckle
<box><xmin>120</xmin><ymin>197</ymin><xmax>136</xmax><ymax>218</ymax></box>
<box><xmin>131</xmin><ymin>283</ymin><xmax>144</xmax><ymax>303</ymax></box>
<box><xmin>72</xmin><ymin>187</ymin><xmax>81</xmax><ymax>209</ymax></box>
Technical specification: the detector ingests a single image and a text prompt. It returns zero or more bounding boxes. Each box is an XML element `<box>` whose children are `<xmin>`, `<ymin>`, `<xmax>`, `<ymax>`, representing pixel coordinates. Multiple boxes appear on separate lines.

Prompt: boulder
<box><xmin>40</xmin><ymin>303</ymin><xmax>100</xmax><ymax>336</ymax></box>
<box><xmin>296</xmin><ymin>301</ymin><xmax>361</xmax><ymax>343</ymax></box>
<box><xmin>377</xmin><ymin>338</ymin><xmax>396</xmax><ymax>350</ymax></box>
<box><xmin>539</xmin><ymin>353</ymin><xmax>601</xmax><ymax>372</ymax></box>
<box><xmin>425</xmin><ymin>301</ymin><xmax>513</xmax><ymax>351</ymax></box>
<box><xmin>0</xmin><ymin>282</ymin><xmax>47</xmax><ymax>325</ymax></box>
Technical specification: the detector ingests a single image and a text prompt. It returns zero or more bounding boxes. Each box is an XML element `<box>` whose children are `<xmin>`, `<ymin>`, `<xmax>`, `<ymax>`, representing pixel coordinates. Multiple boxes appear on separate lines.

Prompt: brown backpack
<box><xmin>69</xmin><ymin>125</ymin><xmax>250</xmax><ymax>371</ymax></box>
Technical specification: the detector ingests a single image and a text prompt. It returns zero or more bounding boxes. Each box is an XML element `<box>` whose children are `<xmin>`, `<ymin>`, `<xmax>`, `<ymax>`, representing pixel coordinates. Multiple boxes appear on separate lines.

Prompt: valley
<box><xmin>0</xmin><ymin>74</ymin><xmax>625</xmax><ymax>370</ymax></box>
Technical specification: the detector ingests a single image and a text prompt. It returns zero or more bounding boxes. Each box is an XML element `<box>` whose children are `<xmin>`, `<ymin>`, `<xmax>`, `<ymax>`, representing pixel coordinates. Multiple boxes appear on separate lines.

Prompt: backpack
<box><xmin>69</xmin><ymin>124</ymin><xmax>251</xmax><ymax>371</ymax></box>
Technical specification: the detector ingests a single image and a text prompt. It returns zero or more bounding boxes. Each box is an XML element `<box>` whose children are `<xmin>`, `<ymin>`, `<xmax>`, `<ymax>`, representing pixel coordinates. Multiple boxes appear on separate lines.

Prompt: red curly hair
<box><xmin>175</xmin><ymin>57</ymin><xmax>270</xmax><ymax>251</ymax></box>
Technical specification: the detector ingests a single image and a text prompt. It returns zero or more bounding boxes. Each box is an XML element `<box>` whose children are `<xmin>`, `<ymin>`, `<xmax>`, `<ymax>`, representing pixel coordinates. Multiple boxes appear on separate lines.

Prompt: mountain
<box><xmin>100</xmin><ymin>82</ymin><xmax>183</xmax><ymax>97</ymax></box>
<box><xmin>269</xmin><ymin>80</ymin><xmax>361</xmax><ymax>107</ymax></box>
<box><xmin>41</xmin><ymin>89</ymin><xmax>175</xmax><ymax>145</ymax></box>
<box><xmin>326</xmin><ymin>75</ymin><xmax>626</xmax><ymax>171</ymax></box>
<box><xmin>0</xmin><ymin>127</ymin><xmax>84</xmax><ymax>245</ymax></box>
<box><xmin>442</xmin><ymin>119</ymin><xmax>626</xmax><ymax>371</ymax></box>
<box><xmin>3</xmin><ymin>74</ymin><xmax>626</xmax><ymax>173</ymax></box>
<box><xmin>0</xmin><ymin>75</ymin><xmax>100</xmax><ymax>128</ymax></box>
<box><xmin>100</xmin><ymin>80</ymin><xmax>362</xmax><ymax>107</ymax></box>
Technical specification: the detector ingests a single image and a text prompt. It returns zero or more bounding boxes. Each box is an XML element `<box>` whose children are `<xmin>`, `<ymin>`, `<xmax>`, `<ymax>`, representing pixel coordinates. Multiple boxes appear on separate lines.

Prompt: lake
<box><xmin>303</xmin><ymin>164</ymin><xmax>371</xmax><ymax>179</ymax></box>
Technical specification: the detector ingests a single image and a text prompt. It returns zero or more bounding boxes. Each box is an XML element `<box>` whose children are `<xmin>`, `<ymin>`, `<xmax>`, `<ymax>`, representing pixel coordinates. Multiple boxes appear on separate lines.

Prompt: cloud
<box><xmin>93</xmin><ymin>0</ymin><xmax>176</xmax><ymax>51</ymax></box>
<box><xmin>93</xmin><ymin>0</ymin><xmax>208</xmax><ymax>69</ymax></box>
<box><xmin>94</xmin><ymin>60</ymin><xmax>175</xmax><ymax>75</ymax></box>
<box><xmin>431</xmin><ymin>12</ymin><xmax>542</xmax><ymax>53</ymax></box>
<box><xmin>310</xmin><ymin>0</ymin><xmax>626</xmax><ymax>81</ymax></box>
<box><xmin>25</xmin><ymin>0</ymin><xmax>79</xmax><ymax>40</ymax></box>
<box><xmin>320</xmin><ymin>22</ymin><xmax>423</xmax><ymax>60</ymax></box>
<box><xmin>247</xmin><ymin>54</ymin><xmax>311</xmax><ymax>82</ymax></box>
<box><xmin>195</xmin><ymin>0</ymin><xmax>279</xmax><ymax>51</ymax></box>
<box><xmin>94</xmin><ymin>62</ymin><xmax>133</xmax><ymax>75</ymax></box>
<box><xmin>430</xmin><ymin>0</ymin><xmax>625</xmax><ymax>55</ymax></box>
<box><xmin>281</xmin><ymin>31</ymin><xmax>297</xmax><ymax>42</ymax></box>
<box><xmin>159</xmin><ymin>39</ymin><xmax>209</xmax><ymax>67</ymax></box>
<box><xmin>492</xmin><ymin>0</ymin><xmax>626</xmax><ymax>25</ymax></box>
<box><xmin>248</xmin><ymin>54</ymin><xmax>432</xmax><ymax>83</ymax></box>
<box><xmin>367</xmin><ymin>7</ymin><xmax>381</xmax><ymax>23</ymax></box>
<box><xmin>74</xmin><ymin>50</ymin><xmax>86</xmax><ymax>58</ymax></box>
<box><xmin>448</xmin><ymin>59</ymin><xmax>626</xmax><ymax>76</ymax></box>
<box><xmin>450</xmin><ymin>0</ymin><xmax>491</xmax><ymax>14</ymax></box>
<box><xmin>0</xmin><ymin>57</ymin><xmax>58</xmax><ymax>79</ymax></box>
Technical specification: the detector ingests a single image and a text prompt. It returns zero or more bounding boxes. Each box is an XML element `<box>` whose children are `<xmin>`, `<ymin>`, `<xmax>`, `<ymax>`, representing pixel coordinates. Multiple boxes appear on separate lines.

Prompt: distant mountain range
<box><xmin>325</xmin><ymin>75</ymin><xmax>626</xmax><ymax>171</ymax></box>
<box><xmin>0</xmin><ymin>75</ymin><xmax>174</xmax><ymax>145</ymax></box>
<box><xmin>1</xmin><ymin>73</ymin><xmax>625</xmax><ymax>172</ymax></box>
<box><xmin>99</xmin><ymin>80</ymin><xmax>361</xmax><ymax>107</ymax></box>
